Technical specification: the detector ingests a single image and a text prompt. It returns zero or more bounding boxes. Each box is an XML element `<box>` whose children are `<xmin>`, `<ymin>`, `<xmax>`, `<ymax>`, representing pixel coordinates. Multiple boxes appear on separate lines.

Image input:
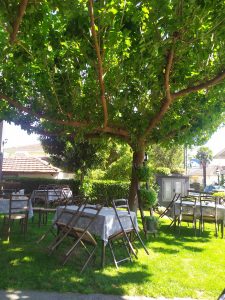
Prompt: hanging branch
<box><xmin>88</xmin><ymin>0</ymin><xmax>108</xmax><ymax>128</ymax></box>
<box><xmin>0</xmin><ymin>93</ymin><xmax>129</xmax><ymax>139</ymax></box>
<box><xmin>10</xmin><ymin>0</ymin><xmax>29</xmax><ymax>44</ymax></box>
<box><xmin>143</xmin><ymin>52</ymin><xmax>225</xmax><ymax>139</ymax></box>
<box><xmin>172</xmin><ymin>71</ymin><xmax>225</xmax><ymax>99</ymax></box>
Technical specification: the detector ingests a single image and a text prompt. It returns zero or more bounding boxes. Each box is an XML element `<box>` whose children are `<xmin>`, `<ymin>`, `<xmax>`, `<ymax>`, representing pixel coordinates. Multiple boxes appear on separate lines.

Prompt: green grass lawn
<box><xmin>0</xmin><ymin>213</ymin><xmax>225</xmax><ymax>299</ymax></box>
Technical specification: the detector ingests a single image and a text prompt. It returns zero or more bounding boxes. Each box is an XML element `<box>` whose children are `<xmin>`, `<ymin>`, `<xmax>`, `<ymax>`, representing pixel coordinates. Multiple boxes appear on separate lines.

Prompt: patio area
<box><xmin>0</xmin><ymin>211</ymin><xmax>224</xmax><ymax>300</ymax></box>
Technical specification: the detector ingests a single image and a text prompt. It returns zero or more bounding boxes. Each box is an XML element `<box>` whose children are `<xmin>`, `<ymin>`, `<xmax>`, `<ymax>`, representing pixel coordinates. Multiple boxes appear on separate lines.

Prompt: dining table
<box><xmin>173</xmin><ymin>199</ymin><xmax>225</xmax><ymax>221</ymax></box>
<box><xmin>54</xmin><ymin>204</ymin><xmax>138</xmax><ymax>267</ymax></box>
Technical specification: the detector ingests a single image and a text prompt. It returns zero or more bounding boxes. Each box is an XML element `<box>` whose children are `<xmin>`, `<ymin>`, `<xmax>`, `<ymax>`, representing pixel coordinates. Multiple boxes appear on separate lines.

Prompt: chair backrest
<box><xmin>54</xmin><ymin>202</ymin><xmax>102</xmax><ymax>249</ymax></box>
<box><xmin>9</xmin><ymin>194</ymin><xmax>30</xmax><ymax>217</ymax></box>
<box><xmin>32</xmin><ymin>190</ymin><xmax>48</xmax><ymax>207</ymax></box>
<box><xmin>71</xmin><ymin>203</ymin><xmax>103</xmax><ymax>244</ymax></box>
<box><xmin>200</xmin><ymin>195</ymin><xmax>217</xmax><ymax>219</ymax></box>
<box><xmin>0</xmin><ymin>189</ymin><xmax>18</xmax><ymax>199</ymax></box>
<box><xmin>112</xmin><ymin>199</ymin><xmax>136</xmax><ymax>232</ymax></box>
<box><xmin>179</xmin><ymin>196</ymin><xmax>197</xmax><ymax>216</ymax></box>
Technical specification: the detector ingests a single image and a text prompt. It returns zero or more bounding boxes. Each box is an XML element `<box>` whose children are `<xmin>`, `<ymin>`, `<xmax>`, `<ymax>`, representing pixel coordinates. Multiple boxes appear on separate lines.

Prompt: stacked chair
<box><xmin>37</xmin><ymin>197</ymin><xmax>149</xmax><ymax>272</ymax></box>
<box><xmin>108</xmin><ymin>199</ymin><xmax>149</xmax><ymax>268</ymax></box>
<box><xmin>32</xmin><ymin>184</ymin><xmax>71</xmax><ymax>226</ymax></box>
<box><xmin>44</xmin><ymin>199</ymin><xmax>103</xmax><ymax>273</ymax></box>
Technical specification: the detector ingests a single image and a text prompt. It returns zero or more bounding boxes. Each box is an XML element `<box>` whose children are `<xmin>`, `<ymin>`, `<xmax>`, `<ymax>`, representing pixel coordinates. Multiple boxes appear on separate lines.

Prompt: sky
<box><xmin>2</xmin><ymin>121</ymin><xmax>225</xmax><ymax>155</ymax></box>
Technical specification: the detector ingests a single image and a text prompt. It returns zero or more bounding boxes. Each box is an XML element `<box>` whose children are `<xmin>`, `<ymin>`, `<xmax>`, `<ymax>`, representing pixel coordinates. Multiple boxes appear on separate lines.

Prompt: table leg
<box><xmin>101</xmin><ymin>240</ymin><xmax>105</xmax><ymax>268</ymax></box>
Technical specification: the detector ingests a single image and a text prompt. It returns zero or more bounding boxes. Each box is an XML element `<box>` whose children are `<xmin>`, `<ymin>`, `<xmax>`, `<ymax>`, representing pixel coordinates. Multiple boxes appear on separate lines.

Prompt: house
<box><xmin>3</xmin><ymin>157</ymin><xmax>60</xmax><ymax>179</ymax></box>
<box><xmin>187</xmin><ymin>147</ymin><xmax>225</xmax><ymax>187</ymax></box>
<box><xmin>2</xmin><ymin>144</ymin><xmax>74</xmax><ymax>179</ymax></box>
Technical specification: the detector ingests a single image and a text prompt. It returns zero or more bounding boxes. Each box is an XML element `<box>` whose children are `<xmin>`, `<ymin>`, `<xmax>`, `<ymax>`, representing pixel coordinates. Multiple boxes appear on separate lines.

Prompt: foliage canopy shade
<box><xmin>0</xmin><ymin>0</ymin><xmax>225</xmax><ymax>208</ymax></box>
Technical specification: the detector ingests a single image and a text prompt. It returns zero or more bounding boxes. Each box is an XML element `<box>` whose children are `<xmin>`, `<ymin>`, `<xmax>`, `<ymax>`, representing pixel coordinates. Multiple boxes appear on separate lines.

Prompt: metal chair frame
<box><xmin>199</xmin><ymin>195</ymin><xmax>219</xmax><ymax>237</ymax></box>
<box><xmin>108</xmin><ymin>199</ymin><xmax>149</xmax><ymax>268</ymax></box>
<box><xmin>37</xmin><ymin>196</ymin><xmax>86</xmax><ymax>244</ymax></box>
<box><xmin>177</xmin><ymin>196</ymin><xmax>197</xmax><ymax>234</ymax></box>
<box><xmin>48</xmin><ymin>203</ymin><xmax>103</xmax><ymax>273</ymax></box>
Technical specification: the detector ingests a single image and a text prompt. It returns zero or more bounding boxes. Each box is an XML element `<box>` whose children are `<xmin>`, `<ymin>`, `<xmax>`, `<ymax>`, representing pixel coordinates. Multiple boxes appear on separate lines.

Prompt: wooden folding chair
<box><xmin>199</xmin><ymin>195</ymin><xmax>219</xmax><ymax>237</ymax></box>
<box><xmin>48</xmin><ymin>203</ymin><xmax>103</xmax><ymax>272</ymax></box>
<box><xmin>108</xmin><ymin>199</ymin><xmax>149</xmax><ymax>268</ymax></box>
<box><xmin>37</xmin><ymin>196</ymin><xmax>87</xmax><ymax>244</ymax></box>
<box><xmin>176</xmin><ymin>196</ymin><xmax>197</xmax><ymax>235</ymax></box>
<box><xmin>2</xmin><ymin>194</ymin><xmax>30</xmax><ymax>240</ymax></box>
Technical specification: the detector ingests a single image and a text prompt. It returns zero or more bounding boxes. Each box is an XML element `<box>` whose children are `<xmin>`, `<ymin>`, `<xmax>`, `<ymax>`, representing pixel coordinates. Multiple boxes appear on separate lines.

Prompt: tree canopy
<box><xmin>0</xmin><ymin>0</ymin><xmax>225</xmax><ymax>208</ymax></box>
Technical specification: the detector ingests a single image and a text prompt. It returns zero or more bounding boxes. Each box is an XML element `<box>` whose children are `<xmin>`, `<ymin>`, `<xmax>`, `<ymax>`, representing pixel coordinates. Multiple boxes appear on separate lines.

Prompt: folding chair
<box><xmin>2</xmin><ymin>194</ymin><xmax>30</xmax><ymax>240</ymax></box>
<box><xmin>159</xmin><ymin>193</ymin><xmax>181</xmax><ymax>222</ymax></box>
<box><xmin>199</xmin><ymin>195</ymin><xmax>219</xmax><ymax>237</ymax></box>
<box><xmin>176</xmin><ymin>196</ymin><xmax>197</xmax><ymax>235</ymax></box>
<box><xmin>49</xmin><ymin>203</ymin><xmax>103</xmax><ymax>273</ymax></box>
<box><xmin>108</xmin><ymin>199</ymin><xmax>149</xmax><ymax>268</ymax></box>
<box><xmin>37</xmin><ymin>195</ymin><xmax>86</xmax><ymax>244</ymax></box>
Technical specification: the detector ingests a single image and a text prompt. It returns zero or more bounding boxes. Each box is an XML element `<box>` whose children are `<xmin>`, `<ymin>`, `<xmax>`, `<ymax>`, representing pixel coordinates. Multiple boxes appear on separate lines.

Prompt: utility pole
<box><xmin>0</xmin><ymin>121</ymin><xmax>3</xmax><ymax>183</ymax></box>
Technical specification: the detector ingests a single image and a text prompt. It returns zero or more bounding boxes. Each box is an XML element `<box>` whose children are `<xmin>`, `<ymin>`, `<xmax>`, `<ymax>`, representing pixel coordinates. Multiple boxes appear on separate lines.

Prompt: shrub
<box><xmin>135</xmin><ymin>166</ymin><xmax>152</xmax><ymax>182</ymax></box>
<box><xmin>139</xmin><ymin>187</ymin><xmax>158</xmax><ymax>207</ymax></box>
<box><xmin>144</xmin><ymin>215</ymin><xmax>160</xmax><ymax>231</ymax></box>
<box><xmin>212</xmin><ymin>191</ymin><xmax>225</xmax><ymax>198</ymax></box>
<box><xmin>155</xmin><ymin>167</ymin><xmax>170</xmax><ymax>176</ymax></box>
<box><xmin>170</xmin><ymin>167</ymin><xmax>185</xmax><ymax>175</ymax></box>
<box><xmin>83</xmin><ymin>180</ymin><xmax>130</xmax><ymax>205</ymax></box>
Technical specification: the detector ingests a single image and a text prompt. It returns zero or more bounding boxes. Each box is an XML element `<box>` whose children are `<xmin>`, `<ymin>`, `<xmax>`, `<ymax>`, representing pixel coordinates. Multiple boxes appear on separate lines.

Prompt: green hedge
<box><xmin>83</xmin><ymin>180</ymin><xmax>130</xmax><ymax>205</ymax></box>
<box><xmin>3</xmin><ymin>177</ymin><xmax>130</xmax><ymax>205</ymax></box>
<box><xmin>3</xmin><ymin>177</ymin><xmax>80</xmax><ymax>195</ymax></box>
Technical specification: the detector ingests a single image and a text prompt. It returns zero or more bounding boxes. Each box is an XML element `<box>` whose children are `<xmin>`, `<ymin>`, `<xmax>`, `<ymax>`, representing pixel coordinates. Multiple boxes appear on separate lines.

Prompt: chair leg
<box><xmin>108</xmin><ymin>240</ymin><xmax>119</xmax><ymax>268</ymax></box>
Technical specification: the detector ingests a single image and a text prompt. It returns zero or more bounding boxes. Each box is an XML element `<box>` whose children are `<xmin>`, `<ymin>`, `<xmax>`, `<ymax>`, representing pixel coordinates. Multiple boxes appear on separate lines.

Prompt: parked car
<box><xmin>204</xmin><ymin>185</ymin><xmax>225</xmax><ymax>193</ymax></box>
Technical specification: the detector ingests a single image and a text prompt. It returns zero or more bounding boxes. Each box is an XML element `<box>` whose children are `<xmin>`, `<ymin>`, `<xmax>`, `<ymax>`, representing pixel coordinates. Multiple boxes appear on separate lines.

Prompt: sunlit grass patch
<box><xmin>0</xmin><ymin>212</ymin><xmax>224</xmax><ymax>299</ymax></box>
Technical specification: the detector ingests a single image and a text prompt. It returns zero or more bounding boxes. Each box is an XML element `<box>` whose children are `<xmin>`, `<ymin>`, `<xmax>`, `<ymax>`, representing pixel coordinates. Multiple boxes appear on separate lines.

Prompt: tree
<box><xmin>0</xmin><ymin>1</ymin><xmax>225</xmax><ymax>211</ymax></box>
<box><xmin>40</xmin><ymin>135</ymin><xmax>105</xmax><ymax>182</ymax></box>
<box><xmin>196</xmin><ymin>146</ymin><xmax>213</xmax><ymax>188</ymax></box>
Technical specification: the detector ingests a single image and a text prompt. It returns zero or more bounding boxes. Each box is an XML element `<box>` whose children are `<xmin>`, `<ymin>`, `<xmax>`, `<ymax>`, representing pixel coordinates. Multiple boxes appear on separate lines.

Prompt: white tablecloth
<box><xmin>0</xmin><ymin>196</ymin><xmax>33</xmax><ymax>218</ymax></box>
<box><xmin>174</xmin><ymin>200</ymin><xmax>225</xmax><ymax>221</ymax></box>
<box><xmin>55</xmin><ymin>205</ymin><xmax>138</xmax><ymax>244</ymax></box>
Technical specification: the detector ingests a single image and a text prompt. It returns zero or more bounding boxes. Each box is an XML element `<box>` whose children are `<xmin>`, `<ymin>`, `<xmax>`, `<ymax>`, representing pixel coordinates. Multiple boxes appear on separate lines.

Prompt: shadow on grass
<box><xmin>138</xmin><ymin>220</ymin><xmax>213</xmax><ymax>255</ymax></box>
<box><xmin>0</xmin><ymin>222</ymin><xmax>151</xmax><ymax>296</ymax></box>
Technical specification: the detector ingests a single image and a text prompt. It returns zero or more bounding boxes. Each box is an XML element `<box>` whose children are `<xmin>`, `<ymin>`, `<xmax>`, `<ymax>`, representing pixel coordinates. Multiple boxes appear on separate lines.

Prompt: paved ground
<box><xmin>0</xmin><ymin>290</ymin><xmax>196</xmax><ymax>300</ymax></box>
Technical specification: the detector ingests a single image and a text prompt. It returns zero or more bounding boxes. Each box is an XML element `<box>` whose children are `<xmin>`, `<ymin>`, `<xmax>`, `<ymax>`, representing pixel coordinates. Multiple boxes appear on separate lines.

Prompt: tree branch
<box><xmin>88</xmin><ymin>0</ymin><xmax>108</xmax><ymax>128</ymax></box>
<box><xmin>0</xmin><ymin>93</ymin><xmax>129</xmax><ymax>139</ymax></box>
<box><xmin>143</xmin><ymin>47</ymin><xmax>175</xmax><ymax>139</ymax></box>
<box><xmin>172</xmin><ymin>70</ymin><xmax>225</xmax><ymax>99</ymax></box>
<box><xmin>10</xmin><ymin>0</ymin><xmax>28</xmax><ymax>44</ymax></box>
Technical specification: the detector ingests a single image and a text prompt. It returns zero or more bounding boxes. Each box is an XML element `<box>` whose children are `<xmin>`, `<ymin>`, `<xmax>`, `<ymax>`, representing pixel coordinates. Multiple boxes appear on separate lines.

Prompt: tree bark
<box><xmin>128</xmin><ymin>144</ymin><xmax>145</xmax><ymax>212</ymax></box>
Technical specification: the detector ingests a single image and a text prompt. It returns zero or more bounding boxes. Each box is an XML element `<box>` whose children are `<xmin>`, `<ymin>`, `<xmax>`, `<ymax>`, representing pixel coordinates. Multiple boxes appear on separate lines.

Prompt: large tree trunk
<box><xmin>128</xmin><ymin>143</ymin><xmax>145</xmax><ymax>212</ymax></box>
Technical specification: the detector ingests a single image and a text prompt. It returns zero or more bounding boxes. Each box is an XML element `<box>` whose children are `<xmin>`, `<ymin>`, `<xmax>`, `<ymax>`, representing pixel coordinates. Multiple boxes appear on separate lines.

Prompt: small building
<box><xmin>156</xmin><ymin>174</ymin><xmax>190</xmax><ymax>207</ymax></box>
<box><xmin>3</xmin><ymin>157</ymin><xmax>60</xmax><ymax>179</ymax></box>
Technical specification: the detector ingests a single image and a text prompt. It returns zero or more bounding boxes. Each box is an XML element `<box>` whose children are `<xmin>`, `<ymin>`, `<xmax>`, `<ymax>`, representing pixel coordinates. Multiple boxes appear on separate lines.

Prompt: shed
<box><xmin>156</xmin><ymin>174</ymin><xmax>189</xmax><ymax>207</ymax></box>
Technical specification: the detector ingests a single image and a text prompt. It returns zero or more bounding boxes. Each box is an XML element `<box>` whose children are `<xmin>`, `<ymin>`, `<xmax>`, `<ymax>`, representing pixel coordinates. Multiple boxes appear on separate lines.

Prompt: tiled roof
<box><xmin>3</xmin><ymin>157</ymin><xmax>59</xmax><ymax>174</ymax></box>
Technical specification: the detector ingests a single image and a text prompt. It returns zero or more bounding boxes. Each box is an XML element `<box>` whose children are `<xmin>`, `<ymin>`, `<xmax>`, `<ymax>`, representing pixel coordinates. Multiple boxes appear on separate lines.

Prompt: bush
<box><xmin>144</xmin><ymin>215</ymin><xmax>160</xmax><ymax>231</ymax></box>
<box><xmin>139</xmin><ymin>187</ymin><xmax>158</xmax><ymax>207</ymax></box>
<box><xmin>82</xmin><ymin>180</ymin><xmax>130</xmax><ymax>205</ymax></box>
<box><xmin>170</xmin><ymin>167</ymin><xmax>185</xmax><ymax>175</ymax></box>
<box><xmin>135</xmin><ymin>166</ymin><xmax>152</xmax><ymax>182</ymax></box>
<box><xmin>155</xmin><ymin>167</ymin><xmax>170</xmax><ymax>176</ymax></box>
